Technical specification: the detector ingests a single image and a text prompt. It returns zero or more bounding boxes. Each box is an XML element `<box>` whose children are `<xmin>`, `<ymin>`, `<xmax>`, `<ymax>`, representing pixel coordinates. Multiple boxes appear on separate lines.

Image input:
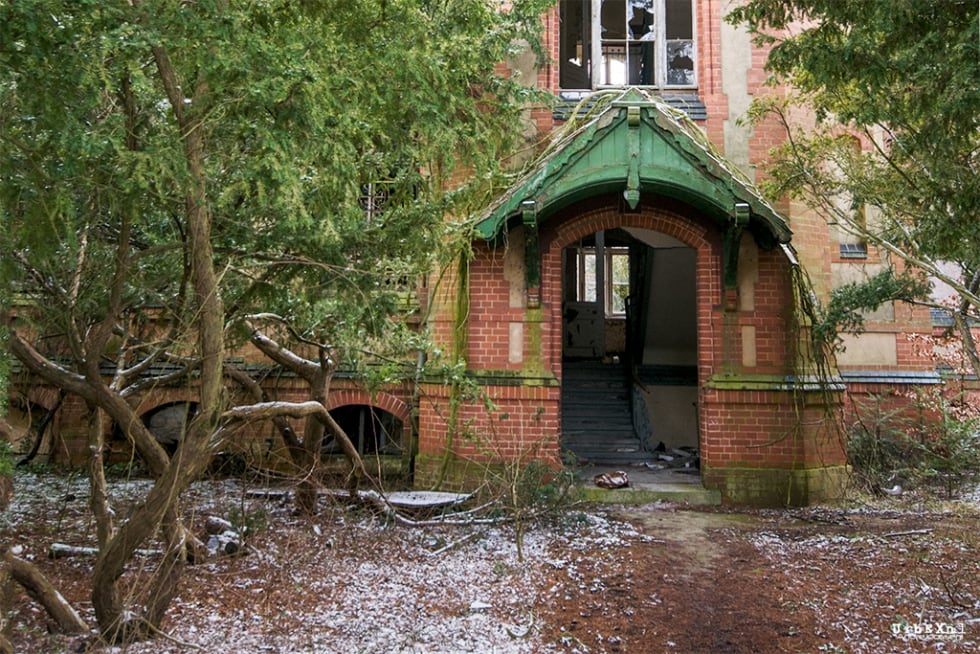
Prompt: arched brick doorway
<box><xmin>441</xmin><ymin>90</ymin><xmax>848</xmax><ymax>505</ymax></box>
<box><xmin>545</xmin><ymin>202</ymin><xmax>709</xmax><ymax>471</ymax></box>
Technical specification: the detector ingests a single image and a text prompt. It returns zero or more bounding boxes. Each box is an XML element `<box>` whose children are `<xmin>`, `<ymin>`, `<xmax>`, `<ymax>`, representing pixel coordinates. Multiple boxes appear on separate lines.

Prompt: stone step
<box><xmin>561</xmin><ymin>360</ymin><xmax>645</xmax><ymax>466</ymax></box>
<box><xmin>562</xmin><ymin>421</ymin><xmax>636</xmax><ymax>431</ymax></box>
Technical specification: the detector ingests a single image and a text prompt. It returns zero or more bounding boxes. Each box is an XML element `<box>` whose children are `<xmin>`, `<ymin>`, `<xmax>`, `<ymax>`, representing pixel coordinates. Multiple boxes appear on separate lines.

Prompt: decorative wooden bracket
<box><xmin>521</xmin><ymin>200</ymin><xmax>541</xmax><ymax>308</ymax></box>
<box><xmin>624</xmin><ymin>106</ymin><xmax>641</xmax><ymax>210</ymax></box>
<box><xmin>723</xmin><ymin>202</ymin><xmax>751</xmax><ymax>293</ymax></box>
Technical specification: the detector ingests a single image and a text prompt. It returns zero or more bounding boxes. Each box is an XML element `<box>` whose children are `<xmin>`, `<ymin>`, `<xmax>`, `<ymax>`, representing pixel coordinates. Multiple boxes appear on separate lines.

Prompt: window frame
<box><xmin>560</xmin><ymin>0</ymin><xmax>697</xmax><ymax>92</ymax></box>
<box><xmin>569</xmin><ymin>244</ymin><xmax>630</xmax><ymax>318</ymax></box>
<box><xmin>605</xmin><ymin>247</ymin><xmax>630</xmax><ymax>317</ymax></box>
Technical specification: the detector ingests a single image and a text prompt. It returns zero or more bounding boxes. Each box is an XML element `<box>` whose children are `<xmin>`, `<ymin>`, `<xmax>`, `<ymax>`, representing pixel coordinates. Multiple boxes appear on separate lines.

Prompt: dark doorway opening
<box><xmin>561</xmin><ymin>228</ymin><xmax>699</xmax><ymax>470</ymax></box>
<box><xmin>324</xmin><ymin>405</ymin><xmax>403</xmax><ymax>457</ymax></box>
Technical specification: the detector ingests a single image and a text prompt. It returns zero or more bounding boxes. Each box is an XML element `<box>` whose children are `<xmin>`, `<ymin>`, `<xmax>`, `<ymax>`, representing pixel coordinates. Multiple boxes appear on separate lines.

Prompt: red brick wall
<box><xmin>417</xmin><ymin>192</ymin><xmax>845</xmax><ymax>490</ymax></box>
<box><xmin>701</xmin><ymin>388</ymin><xmax>846</xmax><ymax>470</ymax></box>
<box><xmin>416</xmin><ymin>381</ymin><xmax>560</xmax><ymax>464</ymax></box>
<box><xmin>15</xmin><ymin>366</ymin><xmax>415</xmax><ymax>468</ymax></box>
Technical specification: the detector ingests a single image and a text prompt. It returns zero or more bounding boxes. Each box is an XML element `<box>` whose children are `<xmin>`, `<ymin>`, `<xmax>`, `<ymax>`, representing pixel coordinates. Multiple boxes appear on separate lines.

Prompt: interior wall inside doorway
<box><xmin>560</xmin><ymin>226</ymin><xmax>700</xmax><ymax>450</ymax></box>
<box><xmin>624</xmin><ymin>228</ymin><xmax>699</xmax><ymax>450</ymax></box>
<box><xmin>641</xmin><ymin>247</ymin><xmax>697</xmax><ymax>366</ymax></box>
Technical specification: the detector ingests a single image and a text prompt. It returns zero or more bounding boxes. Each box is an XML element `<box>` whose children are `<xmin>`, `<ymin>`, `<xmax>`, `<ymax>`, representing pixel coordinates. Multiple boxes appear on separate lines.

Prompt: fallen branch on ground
<box><xmin>428</xmin><ymin>532</ymin><xmax>481</xmax><ymax>556</ymax></box>
<box><xmin>881</xmin><ymin>529</ymin><xmax>933</xmax><ymax>538</ymax></box>
<box><xmin>48</xmin><ymin>543</ymin><xmax>162</xmax><ymax>559</ymax></box>
<box><xmin>3</xmin><ymin>550</ymin><xmax>88</xmax><ymax>634</ymax></box>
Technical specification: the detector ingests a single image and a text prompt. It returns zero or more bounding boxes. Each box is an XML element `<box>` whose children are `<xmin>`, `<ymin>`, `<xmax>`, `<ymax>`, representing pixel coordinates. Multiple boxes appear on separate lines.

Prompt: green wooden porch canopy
<box><xmin>473</xmin><ymin>89</ymin><xmax>793</xmax><ymax>290</ymax></box>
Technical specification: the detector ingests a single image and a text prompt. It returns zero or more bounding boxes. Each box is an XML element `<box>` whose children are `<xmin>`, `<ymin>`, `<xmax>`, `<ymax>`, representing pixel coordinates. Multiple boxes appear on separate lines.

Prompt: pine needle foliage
<box><xmin>0</xmin><ymin>0</ymin><xmax>552</xmax><ymax>382</ymax></box>
<box><xmin>728</xmin><ymin>0</ymin><xmax>980</xmax><ymax>374</ymax></box>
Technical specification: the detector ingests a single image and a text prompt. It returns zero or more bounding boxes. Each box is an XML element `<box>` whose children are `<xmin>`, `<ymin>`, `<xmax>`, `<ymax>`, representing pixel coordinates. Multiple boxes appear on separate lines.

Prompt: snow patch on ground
<box><xmin>2</xmin><ymin>471</ymin><xmax>636</xmax><ymax>653</ymax></box>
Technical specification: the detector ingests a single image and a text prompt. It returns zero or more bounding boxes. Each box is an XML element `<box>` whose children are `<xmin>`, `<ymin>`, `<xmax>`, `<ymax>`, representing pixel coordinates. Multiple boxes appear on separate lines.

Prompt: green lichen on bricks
<box><xmin>703</xmin><ymin>465</ymin><xmax>849</xmax><ymax>507</ymax></box>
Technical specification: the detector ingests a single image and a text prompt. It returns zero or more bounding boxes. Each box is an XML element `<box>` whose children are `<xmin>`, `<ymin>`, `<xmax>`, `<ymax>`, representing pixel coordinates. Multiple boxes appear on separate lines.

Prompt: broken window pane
<box><xmin>666</xmin><ymin>40</ymin><xmax>694</xmax><ymax>85</ymax></box>
<box><xmin>600</xmin><ymin>0</ymin><xmax>627</xmax><ymax>39</ymax></box>
<box><xmin>628</xmin><ymin>0</ymin><xmax>655</xmax><ymax>41</ymax></box>
<box><xmin>560</xmin><ymin>0</ymin><xmax>592</xmax><ymax>89</ymax></box>
<box><xmin>560</xmin><ymin>0</ymin><xmax>695</xmax><ymax>90</ymax></box>
<box><xmin>665</xmin><ymin>0</ymin><xmax>694</xmax><ymax>86</ymax></box>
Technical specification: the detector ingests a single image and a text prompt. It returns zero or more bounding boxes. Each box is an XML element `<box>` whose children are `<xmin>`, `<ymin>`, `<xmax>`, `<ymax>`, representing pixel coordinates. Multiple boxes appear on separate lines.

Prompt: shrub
<box><xmin>847</xmin><ymin>391</ymin><xmax>980</xmax><ymax>499</ymax></box>
<box><xmin>0</xmin><ymin>439</ymin><xmax>14</xmax><ymax>478</ymax></box>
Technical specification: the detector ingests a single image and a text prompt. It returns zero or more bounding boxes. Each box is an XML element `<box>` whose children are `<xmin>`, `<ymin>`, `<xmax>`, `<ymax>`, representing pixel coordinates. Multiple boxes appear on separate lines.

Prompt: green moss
<box><xmin>523</xmin><ymin>307</ymin><xmax>544</xmax><ymax>373</ymax></box>
<box><xmin>703</xmin><ymin>465</ymin><xmax>850</xmax><ymax>507</ymax></box>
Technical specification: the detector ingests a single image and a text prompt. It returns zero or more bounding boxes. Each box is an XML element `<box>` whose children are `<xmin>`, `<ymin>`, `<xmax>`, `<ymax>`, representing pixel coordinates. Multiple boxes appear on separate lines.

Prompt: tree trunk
<box><xmin>953</xmin><ymin>311</ymin><xmax>980</xmax><ymax>381</ymax></box>
<box><xmin>241</xmin><ymin>323</ymin><xmax>367</xmax><ymax>513</ymax></box>
<box><xmin>295</xmin><ymin>363</ymin><xmax>331</xmax><ymax>513</ymax></box>
<box><xmin>90</xmin><ymin>42</ymin><xmax>228</xmax><ymax>644</ymax></box>
<box><xmin>954</xmin><ymin>270</ymin><xmax>980</xmax><ymax>380</ymax></box>
<box><xmin>0</xmin><ymin>476</ymin><xmax>11</xmax><ymax>513</ymax></box>
<box><xmin>224</xmin><ymin>364</ymin><xmax>305</xmax><ymax>463</ymax></box>
<box><xmin>91</xmin><ymin>429</ymin><xmax>216</xmax><ymax>641</ymax></box>
<box><xmin>143</xmin><ymin>508</ymin><xmax>187</xmax><ymax>629</ymax></box>
<box><xmin>87</xmin><ymin>406</ymin><xmax>115</xmax><ymax>548</ymax></box>
<box><xmin>15</xmin><ymin>390</ymin><xmax>64</xmax><ymax>467</ymax></box>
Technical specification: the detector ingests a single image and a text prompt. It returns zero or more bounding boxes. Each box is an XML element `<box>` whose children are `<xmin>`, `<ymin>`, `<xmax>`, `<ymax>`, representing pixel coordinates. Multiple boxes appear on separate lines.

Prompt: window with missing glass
<box><xmin>559</xmin><ymin>0</ymin><xmax>695</xmax><ymax>90</ymax></box>
<box><xmin>568</xmin><ymin>245</ymin><xmax>630</xmax><ymax>316</ymax></box>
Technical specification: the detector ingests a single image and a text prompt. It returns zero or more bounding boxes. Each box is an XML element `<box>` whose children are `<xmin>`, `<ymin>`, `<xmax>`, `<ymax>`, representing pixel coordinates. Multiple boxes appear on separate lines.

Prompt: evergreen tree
<box><xmin>728</xmin><ymin>0</ymin><xmax>980</xmax><ymax>374</ymax></box>
<box><xmin>0</xmin><ymin>0</ymin><xmax>548</xmax><ymax>641</ymax></box>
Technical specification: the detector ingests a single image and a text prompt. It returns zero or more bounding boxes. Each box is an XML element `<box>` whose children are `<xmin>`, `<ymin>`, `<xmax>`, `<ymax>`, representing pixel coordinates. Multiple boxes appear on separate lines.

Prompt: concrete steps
<box><xmin>561</xmin><ymin>360</ymin><xmax>650</xmax><ymax>465</ymax></box>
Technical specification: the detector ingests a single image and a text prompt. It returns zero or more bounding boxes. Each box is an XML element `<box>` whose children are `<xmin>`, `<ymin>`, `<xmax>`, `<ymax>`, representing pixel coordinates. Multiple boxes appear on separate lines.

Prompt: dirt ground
<box><xmin>536</xmin><ymin>504</ymin><xmax>978</xmax><ymax>653</ymax></box>
<box><xmin>1</xmin><ymin>471</ymin><xmax>977</xmax><ymax>653</ymax></box>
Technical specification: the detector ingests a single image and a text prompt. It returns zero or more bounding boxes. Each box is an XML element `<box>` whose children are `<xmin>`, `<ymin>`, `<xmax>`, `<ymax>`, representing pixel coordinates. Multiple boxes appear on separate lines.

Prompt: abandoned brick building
<box><xmin>6</xmin><ymin>2</ymin><xmax>953</xmax><ymax>505</ymax></box>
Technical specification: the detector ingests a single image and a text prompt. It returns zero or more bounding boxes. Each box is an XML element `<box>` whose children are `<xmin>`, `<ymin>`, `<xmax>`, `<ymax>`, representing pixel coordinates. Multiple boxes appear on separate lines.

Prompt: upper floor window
<box><xmin>559</xmin><ymin>0</ymin><xmax>695</xmax><ymax>90</ymax></box>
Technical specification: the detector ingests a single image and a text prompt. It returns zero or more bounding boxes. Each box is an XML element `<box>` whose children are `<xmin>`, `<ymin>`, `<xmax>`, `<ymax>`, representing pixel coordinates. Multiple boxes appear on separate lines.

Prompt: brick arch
<box><xmin>8</xmin><ymin>390</ymin><xmax>49</xmax><ymax>415</ymax></box>
<box><xmin>136</xmin><ymin>398</ymin><xmax>198</xmax><ymax>420</ymax></box>
<box><xmin>5</xmin><ymin>392</ymin><xmax>56</xmax><ymax>451</ymax></box>
<box><xmin>326</xmin><ymin>391</ymin><xmax>411</xmax><ymax>427</ymax></box>
<box><xmin>538</xmin><ymin>199</ymin><xmax>732</xmax><ymax>482</ymax></box>
<box><xmin>134</xmin><ymin>391</ymin><xmax>200</xmax><ymax>419</ymax></box>
<box><xmin>547</xmin><ymin>204</ymin><xmax>711</xmax><ymax>252</ymax></box>
<box><xmin>539</xmin><ymin>201</ymin><xmax>723</xmax><ymax>375</ymax></box>
<box><xmin>10</xmin><ymin>387</ymin><xmax>61</xmax><ymax>417</ymax></box>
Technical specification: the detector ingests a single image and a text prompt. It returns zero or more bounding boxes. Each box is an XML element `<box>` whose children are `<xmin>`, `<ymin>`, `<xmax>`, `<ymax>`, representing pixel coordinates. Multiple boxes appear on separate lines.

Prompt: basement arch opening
<box><xmin>142</xmin><ymin>401</ymin><xmax>198</xmax><ymax>455</ymax></box>
<box><xmin>322</xmin><ymin>404</ymin><xmax>404</xmax><ymax>458</ymax></box>
<box><xmin>5</xmin><ymin>395</ymin><xmax>56</xmax><ymax>463</ymax></box>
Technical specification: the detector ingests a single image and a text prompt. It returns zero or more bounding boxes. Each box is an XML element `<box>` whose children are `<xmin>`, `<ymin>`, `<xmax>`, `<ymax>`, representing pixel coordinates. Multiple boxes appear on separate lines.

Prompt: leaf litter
<box><xmin>1</xmin><ymin>471</ymin><xmax>977</xmax><ymax>653</ymax></box>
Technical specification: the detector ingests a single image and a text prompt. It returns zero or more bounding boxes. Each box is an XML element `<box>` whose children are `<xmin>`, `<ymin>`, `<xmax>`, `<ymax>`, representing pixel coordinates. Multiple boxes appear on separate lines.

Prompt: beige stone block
<box><xmin>831</xmin><ymin>262</ymin><xmax>894</xmax><ymax>322</ymax></box>
<box><xmin>741</xmin><ymin>325</ymin><xmax>757</xmax><ymax>368</ymax></box>
<box><xmin>837</xmin><ymin>333</ymin><xmax>897</xmax><ymax>366</ymax></box>
<box><xmin>508</xmin><ymin>322</ymin><xmax>523</xmax><ymax>364</ymax></box>
<box><xmin>504</xmin><ymin>226</ymin><xmax>527</xmax><ymax>309</ymax></box>
<box><xmin>737</xmin><ymin>235</ymin><xmax>759</xmax><ymax>311</ymax></box>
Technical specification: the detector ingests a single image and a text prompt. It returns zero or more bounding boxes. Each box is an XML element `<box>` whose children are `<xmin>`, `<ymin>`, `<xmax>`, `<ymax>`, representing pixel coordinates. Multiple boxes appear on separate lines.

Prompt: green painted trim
<box><xmin>421</xmin><ymin>369</ymin><xmax>559</xmax><ymax>387</ymax></box>
<box><xmin>722</xmin><ymin>204</ymin><xmax>750</xmax><ymax>290</ymax></box>
<box><xmin>474</xmin><ymin>89</ymin><xmax>792</xmax><ymax>247</ymax></box>
<box><xmin>705</xmin><ymin>373</ymin><xmax>846</xmax><ymax>392</ymax></box>
<box><xmin>521</xmin><ymin>201</ymin><xmax>540</xmax><ymax>292</ymax></box>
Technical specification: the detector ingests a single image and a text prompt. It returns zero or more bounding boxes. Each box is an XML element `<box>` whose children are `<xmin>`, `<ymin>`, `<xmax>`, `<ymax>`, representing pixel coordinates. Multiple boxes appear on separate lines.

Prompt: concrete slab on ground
<box><xmin>573</xmin><ymin>465</ymin><xmax>721</xmax><ymax>506</ymax></box>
